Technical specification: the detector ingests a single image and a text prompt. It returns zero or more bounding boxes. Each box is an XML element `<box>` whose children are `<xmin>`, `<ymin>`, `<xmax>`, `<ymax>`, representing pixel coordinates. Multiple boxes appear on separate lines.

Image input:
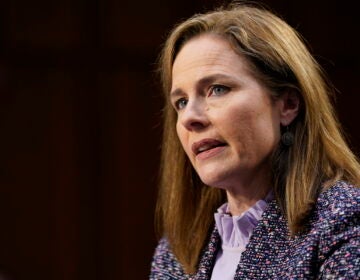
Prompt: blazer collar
<box><xmin>192</xmin><ymin>198</ymin><xmax>288</xmax><ymax>280</ymax></box>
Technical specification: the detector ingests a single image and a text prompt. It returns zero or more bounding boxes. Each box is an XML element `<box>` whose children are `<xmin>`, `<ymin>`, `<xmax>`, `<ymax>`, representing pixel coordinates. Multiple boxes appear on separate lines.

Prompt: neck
<box><xmin>225</xmin><ymin>178</ymin><xmax>271</xmax><ymax>216</ymax></box>
<box><xmin>217</xmin><ymin>160</ymin><xmax>273</xmax><ymax>216</ymax></box>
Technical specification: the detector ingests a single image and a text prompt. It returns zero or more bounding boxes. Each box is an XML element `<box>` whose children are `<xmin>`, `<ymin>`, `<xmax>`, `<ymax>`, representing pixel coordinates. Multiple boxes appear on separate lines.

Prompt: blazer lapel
<box><xmin>234</xmin><ymin>200</ymin><xmax>290</xmax><ymax>279</ymax></box>
<box><xmin>193</xmin><ymin>227</ymin><xmax>221</xmax><ymax>280</ymax></box>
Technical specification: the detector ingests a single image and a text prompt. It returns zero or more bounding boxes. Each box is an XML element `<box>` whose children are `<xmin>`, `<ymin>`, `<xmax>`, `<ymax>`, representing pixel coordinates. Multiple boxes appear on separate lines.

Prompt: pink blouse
<box><xmin>211</xmin><ymin>195</ymin><xmax>271</xmax><ymax>280</ymax></box>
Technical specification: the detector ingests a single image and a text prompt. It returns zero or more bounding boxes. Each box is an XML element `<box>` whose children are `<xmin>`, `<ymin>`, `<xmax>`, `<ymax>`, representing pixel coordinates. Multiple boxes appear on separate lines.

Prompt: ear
<box><xmin>278</xmin><ymin>90</ymin><xmax>300</xmax><ymax>126</ymax></box>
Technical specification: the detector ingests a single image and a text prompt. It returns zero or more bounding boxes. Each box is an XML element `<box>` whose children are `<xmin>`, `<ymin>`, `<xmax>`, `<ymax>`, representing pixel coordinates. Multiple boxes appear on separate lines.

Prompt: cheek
<box><xmin>222</xmin><ymin>107</ymin><xmax>255</xmax><ymax>135</ymax></box>
<box><xmin>176</xmin><ymin>121</ymin><xmax>184</xmax><ymax>144</ymax></box>
<box><xmin>222</xmin><ymin>104</ymin><xmax>280</xmax><ymax>150</ymax></box>
<box><xmin>176</xmin><ymin>123</ymin><xmax>191</xmax><ymax>155</ymax></box>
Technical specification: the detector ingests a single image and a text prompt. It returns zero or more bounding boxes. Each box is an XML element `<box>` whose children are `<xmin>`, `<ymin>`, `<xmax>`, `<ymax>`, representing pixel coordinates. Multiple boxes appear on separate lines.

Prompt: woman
<box><xmin>150</xmin><ymin>3</ymin><xmax>360</xmax><ymax>279</ymax></box>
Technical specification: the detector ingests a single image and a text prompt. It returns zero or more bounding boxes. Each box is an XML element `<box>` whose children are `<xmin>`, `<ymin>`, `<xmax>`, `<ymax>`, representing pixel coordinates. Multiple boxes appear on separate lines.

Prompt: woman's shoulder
<box><xmin>316</xmin><ymin>180</ymin><xmax>360</xmax><ymax>213</ymax></box>
<box><xmin>307</xmin><ymin>182</ymin><xmax>360</xmax><ymax>277</ymax></box>
<box><xmin>150</xmin><ymin>237</ymin><xmax>188</xmax><ymax>279</ymax></box>
<box><xmin>313</xmin><ymin>180</ymin><xmax>359</xmax><ymax>230</ymax></box>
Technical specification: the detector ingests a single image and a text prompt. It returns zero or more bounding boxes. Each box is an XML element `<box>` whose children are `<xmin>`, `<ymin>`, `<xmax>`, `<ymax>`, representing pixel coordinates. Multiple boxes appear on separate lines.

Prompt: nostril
<box><xmin>189</xmin><ymin>121</ymin><xmax>206</xmax><ymax>130</ymax></box>
<box><xmin>180</xmin><ymin>102</ymin><xmax>210</xmax><ymax>130</ymax></box>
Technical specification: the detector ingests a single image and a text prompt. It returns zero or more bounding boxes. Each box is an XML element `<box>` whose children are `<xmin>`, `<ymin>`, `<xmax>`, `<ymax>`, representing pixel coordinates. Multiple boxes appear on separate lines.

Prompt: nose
<box><xmin>179</xmin><ymin>99</ymin><xmax>210</xmax><ymax>131</ymax></box>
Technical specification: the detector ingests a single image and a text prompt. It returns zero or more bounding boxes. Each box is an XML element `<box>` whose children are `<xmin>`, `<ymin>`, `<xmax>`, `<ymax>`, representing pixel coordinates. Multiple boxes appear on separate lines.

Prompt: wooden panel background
<box><xmin>0</xmin><ymin>0</ymin><xmax>358</xmax><ymax>279</ymax></box>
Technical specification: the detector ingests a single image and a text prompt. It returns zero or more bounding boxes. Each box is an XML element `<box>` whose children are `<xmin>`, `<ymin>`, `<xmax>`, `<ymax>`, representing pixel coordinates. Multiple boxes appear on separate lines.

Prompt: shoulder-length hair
<box><xmin>155</xmin><ymin>3</ymin><xmax>360</xmax><ymax>274</ymax></box>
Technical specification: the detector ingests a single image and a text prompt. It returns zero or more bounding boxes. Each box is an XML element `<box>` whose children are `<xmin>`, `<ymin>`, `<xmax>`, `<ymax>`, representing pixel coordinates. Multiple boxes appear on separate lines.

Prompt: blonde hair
<box><xmin>155</xmin><ymin>3</ymin><xmax>360</xmax><ymax>274</ymax></box>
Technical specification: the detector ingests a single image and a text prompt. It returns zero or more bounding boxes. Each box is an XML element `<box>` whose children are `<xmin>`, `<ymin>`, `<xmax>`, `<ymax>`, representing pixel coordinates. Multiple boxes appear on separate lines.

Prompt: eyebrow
<box><xmin>170</xmin><ymin>73</ymin><xmax>235</xmax><ymax>98</ymax></box>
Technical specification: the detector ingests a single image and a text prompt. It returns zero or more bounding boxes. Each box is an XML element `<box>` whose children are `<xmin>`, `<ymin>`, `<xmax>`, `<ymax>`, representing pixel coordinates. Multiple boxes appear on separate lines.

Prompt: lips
<box><xmin>192</xmin><ymin>139</ymin><xmax>227</xmax><ymax>155</ymax></box>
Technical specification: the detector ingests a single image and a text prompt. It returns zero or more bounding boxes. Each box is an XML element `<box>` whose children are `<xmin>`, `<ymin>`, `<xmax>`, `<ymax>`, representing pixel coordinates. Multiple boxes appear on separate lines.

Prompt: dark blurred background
<box><xmin>0</xmin><ymin>0</ymin><xmax>358</xmax><ymax>279</ymax></box>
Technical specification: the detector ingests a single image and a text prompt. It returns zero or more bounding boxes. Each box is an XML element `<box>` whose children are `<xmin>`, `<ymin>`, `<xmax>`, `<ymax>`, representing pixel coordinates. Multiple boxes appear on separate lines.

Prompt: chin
<box><xmin>196</xmin><ymin>164</ymin><xmax>242</xmax><ymax>190</ymax></box>
<box><xmin>198</xmin><ymin>173</ymin><xmax>229</xmax><ymax>189</ymax></box>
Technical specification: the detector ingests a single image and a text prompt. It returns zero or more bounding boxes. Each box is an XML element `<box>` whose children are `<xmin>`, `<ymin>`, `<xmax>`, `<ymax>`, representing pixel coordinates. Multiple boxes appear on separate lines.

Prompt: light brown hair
<box><xmin>155</xmin><ymin>2</ymin><xmax>360</xmax><ymax>274</ymax></box>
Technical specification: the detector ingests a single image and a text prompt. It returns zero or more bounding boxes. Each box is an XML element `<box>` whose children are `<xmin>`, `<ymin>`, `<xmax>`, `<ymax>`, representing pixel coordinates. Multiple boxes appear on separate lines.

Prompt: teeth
<box><xmin>198</xmin><ymin>144</ymin><xmax>213</xmax><ymax>153</ymax></box>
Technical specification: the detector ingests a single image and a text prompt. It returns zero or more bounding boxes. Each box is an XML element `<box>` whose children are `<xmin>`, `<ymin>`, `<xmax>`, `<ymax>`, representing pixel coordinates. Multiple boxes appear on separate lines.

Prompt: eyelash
<box><xmin>173</xmin><ymin>84</ymin><xmax>230</xmax><ymax>111</ymax></box>
<box><xmin>174</xmin><ymin>98</ymin><xmax>188</xmax><ymax>110</ymax></box>
<box><xmin>209</xmin><ymin>84</ymin><xmax>230</xmax><ymax>96</ymax></box>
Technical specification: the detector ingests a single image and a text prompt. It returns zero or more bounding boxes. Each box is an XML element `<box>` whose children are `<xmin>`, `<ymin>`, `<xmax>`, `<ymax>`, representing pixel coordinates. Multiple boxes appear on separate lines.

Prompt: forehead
<box><xmin>171</xmin><ymin>34</ymin><xmax>251</xmax><ymax>87</ymax></box>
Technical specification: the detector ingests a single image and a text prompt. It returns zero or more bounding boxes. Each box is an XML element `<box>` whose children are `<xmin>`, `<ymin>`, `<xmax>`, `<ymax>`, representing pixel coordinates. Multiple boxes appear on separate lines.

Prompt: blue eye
<box><xmin>210</xmin><ymin>85</ymin><xmax>230</xmax><ymax>96</ymax></box>
<box><xmin>175</xmin><ymin>98</ymin><xmax>188</xmax><ymax>110</ymax></box>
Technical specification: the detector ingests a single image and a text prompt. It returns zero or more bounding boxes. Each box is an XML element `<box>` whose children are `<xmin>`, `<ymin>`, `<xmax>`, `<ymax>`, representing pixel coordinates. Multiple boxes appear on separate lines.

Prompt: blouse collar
<box><xmin>214</xmin><ymin>192</ymin><xmax>273</xmax><ymax>248</ymax></box>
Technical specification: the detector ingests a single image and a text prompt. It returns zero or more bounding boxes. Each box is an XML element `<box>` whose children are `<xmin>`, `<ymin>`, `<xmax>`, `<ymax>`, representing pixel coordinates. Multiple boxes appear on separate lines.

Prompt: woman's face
<box><xmin>170</xmin><ymin>34</ymin><xmax>295</xmax><ymax>192</ymax></box>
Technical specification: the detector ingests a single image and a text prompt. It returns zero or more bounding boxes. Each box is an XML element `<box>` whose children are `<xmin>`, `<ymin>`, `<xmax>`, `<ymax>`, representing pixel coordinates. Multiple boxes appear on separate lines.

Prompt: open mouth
<box><xmin>192</xmin><ymin>139</ymin><xmax>227</xmax><ymax>155</ymax></box>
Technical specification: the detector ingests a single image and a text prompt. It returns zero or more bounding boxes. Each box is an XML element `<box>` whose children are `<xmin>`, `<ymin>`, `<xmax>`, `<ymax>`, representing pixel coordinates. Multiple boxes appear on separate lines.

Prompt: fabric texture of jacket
<box><xmin>150</xmin><ymin>181</ymin><xmax>360</xmax><ymax>279</ymax></box>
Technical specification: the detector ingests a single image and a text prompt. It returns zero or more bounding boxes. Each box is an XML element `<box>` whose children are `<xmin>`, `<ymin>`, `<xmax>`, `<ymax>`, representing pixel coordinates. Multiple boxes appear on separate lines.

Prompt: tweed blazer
<box><xmin>150</xmin><ymin>181</ymin><xmax>360</xmax><ymax>279</ymax></box>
